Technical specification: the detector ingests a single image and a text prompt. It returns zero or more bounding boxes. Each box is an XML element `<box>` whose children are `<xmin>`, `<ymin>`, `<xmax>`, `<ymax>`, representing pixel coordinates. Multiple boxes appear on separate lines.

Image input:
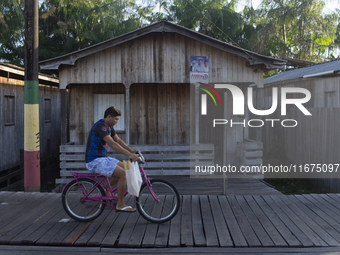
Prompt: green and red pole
<box><xmin>24</xmin><ymin>0</ymin><xmax>40</xmax><ymax>192</ymax></box>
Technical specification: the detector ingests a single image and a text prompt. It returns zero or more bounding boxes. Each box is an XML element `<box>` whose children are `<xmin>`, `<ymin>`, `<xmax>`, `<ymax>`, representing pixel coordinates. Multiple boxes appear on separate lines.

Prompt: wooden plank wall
<box><xmin>39</xmin><ymin>85</ymin><xmax>62</xmax><ymax>160</ymax></box>
<box><xmin>285</xmin><ymin>107</ymin><xmax>340</xmax><ymax>192</ymax></box>
<box><xmin>69</xmin><ymin>81</ymin><xmax>245</xmax><ymax>168</ymax></box>
<box><xmin>258</xmin><ymin>76</ymin><xmax>340</xmax><ymax>192</ymax></box>
<box><xmin>59</xmin><ymin>33</ymin><xmax>263</xmax><ymax>88</ymax></box>
<box><xmin>196</xmin><ymin>86</ymin><xmax>245</xmax><ymax>166</ymax></box>
<box><xmin>130</xmin><ymin>83</ymin><xmax>190</xmax><ymax>145</ymax></box>
<box><xmin>68</xmin><ymin>84</ymin><xmax>126</xmax><ymax>145</ymax></box>
<box><xmin>69</xmin><ymin>83</ymin><xmax>190</xmax><ymax>145</ymax></box>
<box><xmin>61</xmin><ymin>32</ymin><xmax>262</xmax><ymax>161</ymax></box>
<box><xmin>0</xmin><ymin>77</ymin><xmax>61</xmax><ymax>171</ymax></box>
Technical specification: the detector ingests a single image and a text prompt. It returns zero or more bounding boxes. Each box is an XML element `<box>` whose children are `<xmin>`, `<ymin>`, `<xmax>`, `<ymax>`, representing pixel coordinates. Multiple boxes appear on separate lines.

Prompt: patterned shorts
<box><xmin>86</xmin><ymin>157</ymin><xmax>120</xmax><ymax>178</ymax></box>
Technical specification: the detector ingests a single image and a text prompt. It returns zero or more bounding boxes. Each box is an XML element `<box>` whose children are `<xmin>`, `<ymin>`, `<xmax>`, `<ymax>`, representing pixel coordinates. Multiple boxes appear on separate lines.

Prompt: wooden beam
<box><xmin>125</xmin><ymin>85</ymin><xmax>130</xmax><ymax>145</ymax></box>
<box><xmin>60</xmin><ymin>89</ymin><xmax>67</xmax><ymax>145</ymax></box>
<box><xmin>223</xmin><ymin>92</ymin><xmax>227</xmax><ymax>194</ymax></box>
<box><xmin>195</xmin><ymin>84</ymin><xmax>199</xmax><ymax>144</ymax></box>
<box><xmin>255</xmin><ymin>88</ymin><xmax>263</xmax><ymax>142</ymax></box>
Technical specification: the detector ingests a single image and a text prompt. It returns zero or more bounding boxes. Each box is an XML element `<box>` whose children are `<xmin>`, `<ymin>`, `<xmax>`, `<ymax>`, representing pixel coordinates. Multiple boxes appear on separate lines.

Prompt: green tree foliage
<box><xmin>0</xmin><ymin>0</ymin><xmax>339</xmax><ymax>65</ymax></box>
<box><xmin>245</xmin><ymin>0</ymin><xmax>338</xmax><ymax>61</ymax></box>
<box><xmin>38</xmin><ymin>0</ymin><xmax>143</xmax><ymax>61</ymax></box>
<box><xmin>153</xmin><ymin>0</ymin><xmax>244</xmax><ymax>45</ymax></box>
<box><xmin>0</xmin><ymin>0</ymin><xmax>144</xmax><ymax>63</ymax></box>
<box><xmin>146</xmin><ymin>0</ymin><xmax>338</xmax><ymax>62</ymax></box>
<box><xmin>0</xmin><ymin>0</ymin><xmax>25</xmax><ymax>65</ymax></box>
<box><xmin>332</xmin><ymin>9</ymin><xmax>340</xmax><ymax>58</ymax></box>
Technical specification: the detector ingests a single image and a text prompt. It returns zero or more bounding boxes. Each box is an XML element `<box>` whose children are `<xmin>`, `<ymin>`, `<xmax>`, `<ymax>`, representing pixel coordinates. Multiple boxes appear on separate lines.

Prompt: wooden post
<box><xmin>194</xmin><ymin>84</ymin><xmax>200</xmax><ymax>177</ymax></box>
<box><xmin>125</xmin><ymin>85</ymin><xmax>130</xmax><ymax>145</ymax></box>
<box><xmin>223</xmin><ymin>92</ymin><xmax>227</xmax><ymax>194</ymax></box>
<box><xmin>256</xmin><ymin>87</ymin><xmax>263</xmax><ymax>142</ymax></box>
<box><xmin>195</xmin><ymin>83</ymin><xmax>199</xmax><ymax>144</ymax></box>
<box><xmin>244</xmin><ymin>85</ymin><xmax>249</xmax><ymax>140</ymax></box>
<box><xmin>24</xmin><ymin>0</ymin><xmax>40</xmax><ymax>192</ymax></box>
<box><xmin>61</xmin><ymin>89</ymin><xmax>67</xmax><ymax>145</ymax></box>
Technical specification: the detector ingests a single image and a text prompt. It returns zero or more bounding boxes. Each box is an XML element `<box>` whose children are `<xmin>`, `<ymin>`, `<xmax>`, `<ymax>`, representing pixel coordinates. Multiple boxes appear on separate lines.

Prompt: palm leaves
<box><xmin>248</xmin><ymin>0</ymin><xmax>337</xmax><ymax>61</ymax></box>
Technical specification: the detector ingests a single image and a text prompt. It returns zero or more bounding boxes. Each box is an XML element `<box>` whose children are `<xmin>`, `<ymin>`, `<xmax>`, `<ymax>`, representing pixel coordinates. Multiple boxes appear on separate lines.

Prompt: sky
<box><xmin>235</xmin><ymin>0</ymin><xmax>340</xmax><ymax>13</ymax></box>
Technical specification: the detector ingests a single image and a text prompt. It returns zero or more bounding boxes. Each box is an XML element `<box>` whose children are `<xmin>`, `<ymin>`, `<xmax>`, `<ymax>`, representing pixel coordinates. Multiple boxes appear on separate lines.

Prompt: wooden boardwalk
<box><xmin>149</xmin><ymin>176</ymin><xmax>282</xmax><ymax>195</ymax></box>
<box><xmin>1</xmin><ymin>190</ymin><xmax>340</xmax><ymax>248</ymax></box>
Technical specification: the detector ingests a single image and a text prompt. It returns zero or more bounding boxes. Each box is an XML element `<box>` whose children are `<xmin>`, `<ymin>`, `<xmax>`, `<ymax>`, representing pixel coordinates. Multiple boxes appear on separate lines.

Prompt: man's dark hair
<box><xmin>104</xmin><ymin>106</ymin><xmax>121</xmax><ymax>118</ymax></box>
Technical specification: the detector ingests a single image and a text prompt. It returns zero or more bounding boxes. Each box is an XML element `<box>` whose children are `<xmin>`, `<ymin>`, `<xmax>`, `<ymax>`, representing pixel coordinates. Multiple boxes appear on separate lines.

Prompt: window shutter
<box><xmin>4</xmin><ymin>96</ymin><xmax>15</xmax><ymax>125</ymax></box>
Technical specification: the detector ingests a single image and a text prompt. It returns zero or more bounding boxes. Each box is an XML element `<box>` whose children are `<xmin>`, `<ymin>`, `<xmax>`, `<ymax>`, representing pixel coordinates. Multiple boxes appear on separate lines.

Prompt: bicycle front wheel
<box><xmin>136</xmin><ymin>179</ymin><xmax>180</xmax><ymax>223</ymax></box>
<box><xmin>62</xmin><ymin>178</ymin><xmax>106</xmax><ymax>222</ymax></box>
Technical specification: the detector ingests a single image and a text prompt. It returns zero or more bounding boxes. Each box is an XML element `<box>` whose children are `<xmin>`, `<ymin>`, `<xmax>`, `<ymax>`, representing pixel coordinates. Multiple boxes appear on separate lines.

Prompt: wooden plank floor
<box><xmin>150</xmin><ymin>176</ymin><xmax>282</xmax><ymax>195</ymax></box>
<box><xmin>1</xmin><ymin>191</ymin><xmax>340</xmax><ymax>248</ymax></box>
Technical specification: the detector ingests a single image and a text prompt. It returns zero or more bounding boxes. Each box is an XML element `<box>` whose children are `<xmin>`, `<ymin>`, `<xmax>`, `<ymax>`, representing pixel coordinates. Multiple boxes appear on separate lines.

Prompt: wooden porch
<box><xmin>1</xmin><ymin>189</ymin><xmax>340</xmax><ymax>248</ymax></box>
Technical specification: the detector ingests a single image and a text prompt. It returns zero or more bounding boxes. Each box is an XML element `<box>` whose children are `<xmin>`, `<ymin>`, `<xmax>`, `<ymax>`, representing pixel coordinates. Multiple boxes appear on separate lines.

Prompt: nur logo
<box><xmin>198</xmin><ymin>84</ymin><xmax>312</xmax><ymax>128</ymax></box>
<box><xmin>198</xmin><ymin>82</ymin><xmax>222</xmax><ymax>115</ymax></box>
<box><xmin>200</xmin><ymin>84</ymin><xmax>312</xmax><ymax>117</ymax></box>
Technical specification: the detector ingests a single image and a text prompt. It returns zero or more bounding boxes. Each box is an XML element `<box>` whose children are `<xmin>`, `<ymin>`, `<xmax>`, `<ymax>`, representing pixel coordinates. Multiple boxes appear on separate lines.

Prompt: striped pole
<box><xmin>24</xmin><ymin>0</ymin><xmax>40</xmax><ymax>192</ymax></box>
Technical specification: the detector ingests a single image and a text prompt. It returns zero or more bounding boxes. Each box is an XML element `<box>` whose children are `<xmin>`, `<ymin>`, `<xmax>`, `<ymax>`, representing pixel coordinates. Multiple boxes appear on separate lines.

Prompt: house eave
<box><xmin>264</xmin><ymin>73</ymin><xmax>340</xmax><ymax>87</ymax></box>
<box><xmin>1</xmin><ymin>62</ymin><xmax>59</xmax><ymax>86</ymax></box>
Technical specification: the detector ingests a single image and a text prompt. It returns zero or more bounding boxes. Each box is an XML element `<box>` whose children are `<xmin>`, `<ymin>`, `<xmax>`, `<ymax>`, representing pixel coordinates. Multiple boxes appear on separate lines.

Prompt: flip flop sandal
<box><xmin>116</xmin><ymin>205</ymin><xmax>136</xmax><ymax>213</ymax></box>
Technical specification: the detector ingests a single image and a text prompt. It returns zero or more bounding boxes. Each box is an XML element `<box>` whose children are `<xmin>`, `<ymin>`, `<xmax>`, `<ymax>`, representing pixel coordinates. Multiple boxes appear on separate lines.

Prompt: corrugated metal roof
<box><xmin>0</xmin><ymin>62</ymin><xmax>59</xmax><ymax>86</ymax></box>
<box><xmin>264</xmin><ymin>58</ymin><xmax>340</xmax><ymax>84</ymax></box>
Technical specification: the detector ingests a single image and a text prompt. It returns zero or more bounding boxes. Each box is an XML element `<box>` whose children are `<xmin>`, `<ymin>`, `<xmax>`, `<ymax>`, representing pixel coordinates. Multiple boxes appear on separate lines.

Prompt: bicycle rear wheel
<box><xmin>136</xmin><ymin>179</ymin><xmax>180</xmax><ymax>223</ymax></box>
<box><xmin>62</xmin><ymin>178</ymin><xmax>106</xmax><ymax>222</ymax></box>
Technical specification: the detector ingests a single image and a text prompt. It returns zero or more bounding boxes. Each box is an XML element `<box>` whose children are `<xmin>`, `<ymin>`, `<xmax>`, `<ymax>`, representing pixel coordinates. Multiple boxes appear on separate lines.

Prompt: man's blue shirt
<box><xmin>85</xmin><ymin>119</ymin><xmax>116</xmax><ymax>163</ymax></box>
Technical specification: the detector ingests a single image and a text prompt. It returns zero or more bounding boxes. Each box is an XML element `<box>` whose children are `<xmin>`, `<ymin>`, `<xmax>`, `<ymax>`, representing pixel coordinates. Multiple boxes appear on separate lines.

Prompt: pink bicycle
<box><xmin>61</xmin><ymin>152</ymin><xmax>180</xmax><ymax>223</ymax></box>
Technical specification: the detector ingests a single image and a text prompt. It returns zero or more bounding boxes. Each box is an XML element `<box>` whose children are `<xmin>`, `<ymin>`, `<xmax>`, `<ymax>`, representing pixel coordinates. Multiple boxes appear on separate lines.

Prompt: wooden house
<box><xmin>39</xmin><ymin>20</ymin><xmax>285</xmax><ymax>181</ymax></box>
<box><xmin>260</xmin><ymin>59</ymin><xmax>340</xmax><ymax>192</ymax></box>
<box><xmin>0</xmin><ymin>62</ymin><xmax>60</xmax><ymax>190</ymax></box>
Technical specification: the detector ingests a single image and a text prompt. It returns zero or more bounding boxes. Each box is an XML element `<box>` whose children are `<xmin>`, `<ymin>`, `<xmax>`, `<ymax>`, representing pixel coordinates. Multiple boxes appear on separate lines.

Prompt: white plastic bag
<box><xmin>125</xmin><ymin>161</ymin><xmax>142</xmax><ymax>197</ymax></box>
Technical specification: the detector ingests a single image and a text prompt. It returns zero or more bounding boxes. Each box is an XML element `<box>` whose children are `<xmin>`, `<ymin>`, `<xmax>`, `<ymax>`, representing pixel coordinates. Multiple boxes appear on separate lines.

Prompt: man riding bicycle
<box><xmin>85</xmin><ymin>106</ymin><xmax>139</xmax><ymax>213</ymax></box>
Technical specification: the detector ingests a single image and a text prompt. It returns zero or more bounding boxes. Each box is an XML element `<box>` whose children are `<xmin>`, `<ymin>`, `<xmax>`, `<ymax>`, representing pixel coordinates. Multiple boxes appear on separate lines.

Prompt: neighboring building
<box><xmin>261</xmin><ymin>59</ymin><xmax>340</xmax><ymax>192</ymax></box>
<box><xmin>39</xmin><ymin>20</ymin><xmax>285</xmax><ymax>181</ymax></box>
<box><xmin>281</xmin><ymin>57</ymin><xmax>315</xmax><ymax>68</ymax></box>
<box><xmin>0</xmin><ymin>62</ymin><xmax>60</xmax><ymax>190</ymax></box>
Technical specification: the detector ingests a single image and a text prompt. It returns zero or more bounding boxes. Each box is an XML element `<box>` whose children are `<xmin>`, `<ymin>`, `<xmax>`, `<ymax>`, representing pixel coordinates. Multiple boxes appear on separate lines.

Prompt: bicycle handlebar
<box><xmin>137</xmin><ymin>151</ymin><xmax>145</xmax><ymax>164</ymax></box>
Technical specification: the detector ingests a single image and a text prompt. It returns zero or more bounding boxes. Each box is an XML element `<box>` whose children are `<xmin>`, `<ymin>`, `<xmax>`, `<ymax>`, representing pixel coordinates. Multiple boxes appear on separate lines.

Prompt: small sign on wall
<box><xmin>190</xmin><ymin>56</ymin><xmax>209</xmax><ymax>83</ymax></box>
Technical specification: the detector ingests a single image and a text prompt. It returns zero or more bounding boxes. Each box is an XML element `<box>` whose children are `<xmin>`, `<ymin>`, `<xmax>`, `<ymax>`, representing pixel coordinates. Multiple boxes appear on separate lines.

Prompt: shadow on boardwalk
<box><xmin>1</xmin><ymin>177</ymin><xmax>340</xmax><ymax>250</ymax></box>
